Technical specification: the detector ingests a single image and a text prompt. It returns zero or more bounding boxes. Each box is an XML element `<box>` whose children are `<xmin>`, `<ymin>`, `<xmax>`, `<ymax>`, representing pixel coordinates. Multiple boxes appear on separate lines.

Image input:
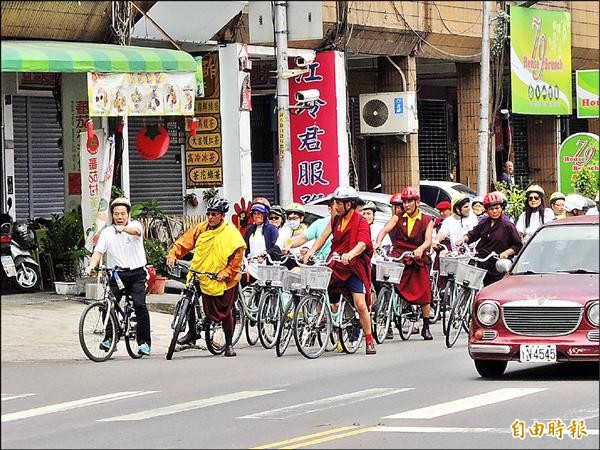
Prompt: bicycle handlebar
<box><xmin>375</xmin><ymin>247</ymin><xmax>415</xmax><ymax>262</ymax></box>
<box><xmin>469</xmin><ymin>251</ymin><xmax>499</xmax><ymax>263</ymax></box>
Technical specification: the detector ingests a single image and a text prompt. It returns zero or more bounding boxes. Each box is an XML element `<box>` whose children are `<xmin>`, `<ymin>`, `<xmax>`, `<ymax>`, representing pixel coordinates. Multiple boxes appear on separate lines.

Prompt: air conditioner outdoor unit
<box><xmin>359</xmin><ymin>91</ymin><xmax>418</xmax><ymax>135</ymax></box>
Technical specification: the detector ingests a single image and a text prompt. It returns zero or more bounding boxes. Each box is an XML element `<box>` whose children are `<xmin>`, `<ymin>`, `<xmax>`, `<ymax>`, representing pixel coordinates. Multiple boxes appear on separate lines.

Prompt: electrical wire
<box><xmin>431</xmin><ymin>1</ymin><xmax>482</xmax><ymax>36</ymax></box>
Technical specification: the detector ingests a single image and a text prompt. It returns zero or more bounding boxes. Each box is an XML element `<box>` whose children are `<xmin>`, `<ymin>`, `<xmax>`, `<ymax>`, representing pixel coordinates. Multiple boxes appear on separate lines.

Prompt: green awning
<box><xmin>1</xmin><ymin>40</ymin><xmax>198</xmax><ymax>73</ymax></box>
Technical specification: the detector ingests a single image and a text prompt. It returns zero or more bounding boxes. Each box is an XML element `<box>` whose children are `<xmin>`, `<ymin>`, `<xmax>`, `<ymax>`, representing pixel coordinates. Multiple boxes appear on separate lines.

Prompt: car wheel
<box><xmin>474</xmin><ymin>359</ymin><xmax>508</xmax><ymax>378</ymax></box>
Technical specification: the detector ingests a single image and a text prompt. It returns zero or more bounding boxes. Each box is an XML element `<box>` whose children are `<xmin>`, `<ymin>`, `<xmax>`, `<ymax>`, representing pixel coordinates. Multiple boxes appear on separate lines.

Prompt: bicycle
<box><xmin>292</xmin><ymin>253</ymin><xmax>365</xmax><ymax>359</ymax></box>
<box><xmin>237</xmin><ymin>254</ymin><xmax>271</xmax><ymax>346</ymax></box>
<box><xmin>166</xmin><ymin>263</ymin><xmax>244</xmax><ymax>360</ymax></box>
<box><xmin>436</xmin><ymin>244</ymin><xmax>471</xmax><ymax>336</ymax></box>
<box><xmin>445</xmin><ymin>251</ymin><xmax>498</xmax><ymax>349</ymax></box>
<box><xmin>371</xmin><ymin>249</ymin><xmax>418</xmax><ymax>344</ymax></box>
<box><xmin>78</xmin><ymin>266</ymin><xmax>143</xmax><ymax>362</ymax></box>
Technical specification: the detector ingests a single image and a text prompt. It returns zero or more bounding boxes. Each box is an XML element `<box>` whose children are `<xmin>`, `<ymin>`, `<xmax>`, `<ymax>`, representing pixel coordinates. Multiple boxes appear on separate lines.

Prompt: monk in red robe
<box><xmin>304</xmin><ymin>186</ymin><xmax>376</xmax><ymax>355</ymax></box>
<box><xmin>375</xmin><ymin>186</ymin><xmax>435</xmax><ymax>340</ymax></box>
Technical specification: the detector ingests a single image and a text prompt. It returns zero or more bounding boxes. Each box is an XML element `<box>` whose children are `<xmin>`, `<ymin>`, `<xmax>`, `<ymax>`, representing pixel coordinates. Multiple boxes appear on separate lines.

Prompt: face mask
<box><xmin>288</xmin><ymin>220</ymin><xmax>300</xmax><ymax>230</ymax></box>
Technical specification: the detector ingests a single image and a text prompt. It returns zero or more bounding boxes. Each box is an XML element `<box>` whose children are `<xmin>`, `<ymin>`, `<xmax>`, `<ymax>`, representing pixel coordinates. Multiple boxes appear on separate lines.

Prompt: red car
<box><xmin>468</xmin><ymin>215</ymin><xmax>599</xmax><ymax>378</ymax></box>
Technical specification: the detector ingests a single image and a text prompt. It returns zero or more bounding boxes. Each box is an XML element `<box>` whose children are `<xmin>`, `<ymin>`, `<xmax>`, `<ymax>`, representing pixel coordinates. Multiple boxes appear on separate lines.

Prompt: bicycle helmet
<box><xmin>564</xmin><ymin>193</ymin><xmax>587</xmax><ymax>212</ymax></box>
<box><xmin>285</xmin><ymin>202</ymin><xmax>305</xmax><ymax>216</ymax></box>
<box><xmin>363</xmin><ymin>201</ymin><xmax>377</xmax><ymax>212</ymax></box>
<box><xmin>332</xmin><ymin>186</ymin><xmax>359</xmax><ymax>201</ymax></box>
<box><xmin>270</xmin><ymin>205</ymin><xmax>286</xmax><ymax>219</ymax></box>
<box><xmin>250</xmin><ymin>203</ymin><xmax>269</xmax><ymax>215</ymax></box>
<box><xmin>206</xmin><ymin>196</ymin><xmax>230</xmax><ymax>213</ymax></box>
<box><xmin>525</xmin><ymin>184</ymin><xmax>545</xmax><ymax>197</ymax></box>
<box><xmin>471</xmin><ymin>195</ymin><xmax>484</xmax><ymax>207</ymax></box>
<box><xmin>389</xmin><ymin>193</ymin><xmax>403</xmax><ymax>205</ymax></box>
<box><xmin>110</xmin><ymin>197</ymin><xmax>131</xmax><ymax>213</ymax></box>
<box><xmin>483</xmin><ymin>191</ymin><xmax>506</xmax><ymax>209</ymax></box>
<box><xmin>252</xmin><ymin>197</ymin><xmax>271</xmax><ymax>209</ymax></box>
<box><xmin>549</xmin><ymin>191</ymin><xmax>565</xmax><ymax>204</ymax></box>
<box><xmin>400</xmin><ymin>186</ymin><xmax>420</xmax><ymax>201</ymax></box>
<box><xmin>450</xmin><ymin>195</ymin><xmax>470</xmax><ymax>215</ymax></box>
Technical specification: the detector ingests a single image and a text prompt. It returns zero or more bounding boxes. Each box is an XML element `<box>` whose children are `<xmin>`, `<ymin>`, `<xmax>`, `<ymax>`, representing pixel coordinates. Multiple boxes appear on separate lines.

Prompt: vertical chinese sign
<box><xmin>186</xmin><ymin>53</ymin><xmax>223</xmax><ymax>188</ymax></box>
<box><xmin>289</xmin><ymin>51</ymin><xmax>347</xmax><ymax>204</ymax></box>
<box><xmin>510</xmin><ymin>5</ymin><xmax>572</xmax><ymax>115</ymax></box>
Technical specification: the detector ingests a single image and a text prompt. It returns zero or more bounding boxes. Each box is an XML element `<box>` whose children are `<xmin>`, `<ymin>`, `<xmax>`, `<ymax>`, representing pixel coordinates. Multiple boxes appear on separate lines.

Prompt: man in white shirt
<box><xmin>85</xmin><ymin>197</ymin><xmax>152</xmax><ymax>356</ymax></box>
<box><xmin>433</xmin><ymin>195</ymin><xmax>479</xmax><ymax>252</ymax></box>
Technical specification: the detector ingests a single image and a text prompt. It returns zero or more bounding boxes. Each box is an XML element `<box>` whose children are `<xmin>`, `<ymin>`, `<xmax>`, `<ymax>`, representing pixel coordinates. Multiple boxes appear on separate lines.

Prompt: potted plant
<box><xmin>144</xmin><ymin>237</ymin><xmax>169</xmax><ymax>294</ymax></box>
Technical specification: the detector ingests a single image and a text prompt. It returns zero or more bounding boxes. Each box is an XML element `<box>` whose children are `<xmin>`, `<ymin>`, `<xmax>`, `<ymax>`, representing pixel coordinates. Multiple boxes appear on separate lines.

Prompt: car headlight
<box><xmin>476</xmin><ymin>301</ymin><xmax>500</xmax><ymax>326</ymax></box>
<box><xmin>587</xmin><ymin>301</ymin><xmax>599</xmax><ymax>327</ymax></box>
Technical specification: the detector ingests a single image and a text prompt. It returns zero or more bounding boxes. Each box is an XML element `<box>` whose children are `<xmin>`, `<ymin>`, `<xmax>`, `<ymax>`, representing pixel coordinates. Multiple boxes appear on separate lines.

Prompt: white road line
<box><xmin>1</xmin><ymin>393</ymin><xmax>36</xmax><ymax>402</ymax></box>
<box><xmin>98</xmin><ymin>390</ymin><xmax>283</xmax><ymax>422</ymax></box>
<box><xmin>239</xmin><ymin>388</ymin><xmax>413</xmax><ymax>420</ymax></box>
<box><xmin>383</xmin><ymin>388</ymin><xmax>547</xmax><ymax>419</ymax></box>
<box><xmin>2</xmin><ymin>391</ymin><xmax>158</xmax><ymax>423</ymax></box>
<box><xmin>374</xmin><ymin>426</ymin><xmax>599</xmax><ymax>435</ymax></box>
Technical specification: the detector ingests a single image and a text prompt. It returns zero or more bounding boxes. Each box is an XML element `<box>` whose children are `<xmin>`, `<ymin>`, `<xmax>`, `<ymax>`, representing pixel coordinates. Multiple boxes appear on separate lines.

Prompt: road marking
<box><xmin>98</xmin><ymin>390</ymin><xmax>282</xmax><ymax>422</ymax></box>
<box><xmin>1</xmin><ymin>391</ymin><xmax>158</xmax><ymax>423</ymax></box>
<box><xmin>240</xmin><ymin>388</ymin><xmax>412</xmax><ymax>420</ymax></box>
<box><xmin>1</xmin><ymin>393</ymin><xmax>36</xmax><ymax>402</ymax></box>
<box><xmin>383</xmin><ymin>388</ymin><xmax>547</xmax><ymax>419</ymax></box>
<box><xmin>374</xmin><ymin>426</ymin><xmax>599</xmax><ymax>435</ymax></box>
<box><xmin>251</xmin><ymin>426</ymin><xmax>358</xmax><ymax>449</ymax></box>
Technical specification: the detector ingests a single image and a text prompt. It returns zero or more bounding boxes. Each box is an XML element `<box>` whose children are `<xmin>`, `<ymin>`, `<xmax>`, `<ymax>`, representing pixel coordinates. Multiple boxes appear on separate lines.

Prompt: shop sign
<box><xmin>18</xmin><ymin>73</ymin><xmax>58</xmax><ymax>91</ymax></box>
<box><xmin>87</xmin><ymin>72</ymin><xmax>196</xmax><ymax>116</ymax></box>
<box><xmin>80</xmin><ymin>131</ymin><xmax>115</xmax><ymax>252</ymax></box>
<box><xmin>510</xmin><ymin>6</ymin><xmax>572</xmax><ymax>115</ymax></box>
<box><xmin>558</xmin><ymin>132</ymin><xmax>599</xmax><ymax>195</ymax></box>
<box><xmin>289</xmin><ymin>51</ymin><xmax>340</xmax><ymax>204</ymax></box>
<box><xmin>576</xmin><ymin>70</ymin><xmax>599</xmax><ymax>118</ymax></box>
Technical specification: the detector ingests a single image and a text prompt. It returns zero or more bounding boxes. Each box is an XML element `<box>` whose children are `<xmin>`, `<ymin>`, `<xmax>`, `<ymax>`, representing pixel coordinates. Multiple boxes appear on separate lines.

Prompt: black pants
<box><xmin>109</xmin><ymin>267</ymin><xmax>151</xmax><ymax>346</ymax></box>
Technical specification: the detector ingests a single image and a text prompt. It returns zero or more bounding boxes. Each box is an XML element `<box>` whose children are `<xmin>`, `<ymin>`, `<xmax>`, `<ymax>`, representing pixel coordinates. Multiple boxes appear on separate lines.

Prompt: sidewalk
<box><xmin>0</xmin><ymin>282</ymin><xmax>185</xmax><ymax>363</ymax></box>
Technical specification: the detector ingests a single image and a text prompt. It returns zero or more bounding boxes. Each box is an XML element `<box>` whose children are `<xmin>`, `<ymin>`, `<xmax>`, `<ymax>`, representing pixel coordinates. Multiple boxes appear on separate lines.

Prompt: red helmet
<box><xmin>145</xmin><ymin>265</ymin><xmax>157</xmax><ymax>294</ymax></box>
<box><xmin>401</xmin><ymin>186</ymin><xmax>420</xmax><ymax>201</ymax></box>
<box><xmin>252</xmin><ymin>197</ymin><xmax>271</xmax><ymax>210</ymax></box>
<box><xmin>389</xmin><ymin>193</ymin><xmax>403</xmax><ymax>205</ymax></box>
<box><xmin>483</xmin><ymin>191</ymin><xmax>506</xmax><ymax>209</ymax></box>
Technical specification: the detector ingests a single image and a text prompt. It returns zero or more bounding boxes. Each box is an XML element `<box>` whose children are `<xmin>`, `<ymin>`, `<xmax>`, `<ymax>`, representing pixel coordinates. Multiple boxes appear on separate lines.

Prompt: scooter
<box><xmin>1</xmin><ymin>216</ymin><xmax>42</xmax><ymax>293</ymax></box>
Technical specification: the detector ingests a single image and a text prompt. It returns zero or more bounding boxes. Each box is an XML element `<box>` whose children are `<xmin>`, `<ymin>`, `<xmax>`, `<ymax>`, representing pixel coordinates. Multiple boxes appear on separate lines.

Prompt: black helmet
<box><xmin>13</xmin><ymin>221</ymin><xmax>35</xmax><ymax>247</ymax></box>
<box><xmin>206</xmin><ymin>196</ymin><xmax>229</xmax><ymax>213</ymax></box>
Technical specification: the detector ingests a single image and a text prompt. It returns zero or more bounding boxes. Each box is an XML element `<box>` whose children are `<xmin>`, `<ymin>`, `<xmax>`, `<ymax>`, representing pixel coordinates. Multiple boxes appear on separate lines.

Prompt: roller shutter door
<box><xmin>418</xmin><ymin>99</ymin><xmax>450</xmax><ymax>181</ymax></box>
<box><xmin>127</xmin><ymin>117</ymin><xmax>184</xmax><ymax>215</ymax></box>
<box><xmin>13</xmin><ymin>96</ymin><xmax>64</xmax><ymax>220</ymax></box>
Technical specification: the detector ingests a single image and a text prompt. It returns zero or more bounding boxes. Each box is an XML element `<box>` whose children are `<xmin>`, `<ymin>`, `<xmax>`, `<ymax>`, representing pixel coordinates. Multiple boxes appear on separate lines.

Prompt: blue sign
<box><xmin>394</xmin><ymin>97</ymin><xmax>404</xmax><ymax>115</ymax></box>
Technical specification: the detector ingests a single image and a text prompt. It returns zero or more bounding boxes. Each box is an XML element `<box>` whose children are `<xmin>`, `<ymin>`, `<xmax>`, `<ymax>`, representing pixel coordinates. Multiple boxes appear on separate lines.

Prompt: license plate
<box><xmin>1</xmin><ymin>255</ymin><xmax>16</xmax><ymax>277</ymax></box>
<box><xmin>520</xmin><ymin>344</ymin><xmax>557</xmax><ymax>362</ymax></box>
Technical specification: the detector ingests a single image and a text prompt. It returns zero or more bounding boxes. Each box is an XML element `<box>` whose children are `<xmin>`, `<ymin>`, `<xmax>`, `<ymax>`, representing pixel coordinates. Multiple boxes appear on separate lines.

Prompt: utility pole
<box><xmin>275</xmin><ymin>1</ymin><xmax>292</xmax><ymax>206</ymax></box>
<box><xmin>477</xmin><ymin>1</ymin><xmax>492</xmax><ymax>195</ymax></box>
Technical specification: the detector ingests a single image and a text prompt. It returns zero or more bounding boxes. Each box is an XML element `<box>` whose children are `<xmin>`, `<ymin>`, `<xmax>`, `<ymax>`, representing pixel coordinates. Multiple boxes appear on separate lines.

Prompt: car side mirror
<box><xmin>496</xmin><ymin>259</ymin><xmax>512</xmax><ymax>273</ymax></box>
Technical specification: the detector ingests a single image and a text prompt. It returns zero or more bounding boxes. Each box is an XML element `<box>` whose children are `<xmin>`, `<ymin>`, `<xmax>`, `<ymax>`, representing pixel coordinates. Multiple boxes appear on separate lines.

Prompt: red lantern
<box><xmin>136</xmin><ymin>124</ymin><xmax>170</xmax><ymax>160</ymax></box>
<box><xmin>190</xmin><ymin>118</ymin><xmax>197</xmax><ymax>136</ymax></box>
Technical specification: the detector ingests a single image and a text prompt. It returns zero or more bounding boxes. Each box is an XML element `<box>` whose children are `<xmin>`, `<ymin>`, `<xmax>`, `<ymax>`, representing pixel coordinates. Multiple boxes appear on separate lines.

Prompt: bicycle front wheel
<box><xmin>166</xmin><ymin>297</ymin><xmax>190</xmax><ymax>360</ymax></box>
<box><xmin>124</xmin><ymin>311</ymin><xmax>142</xmax><ymax>359</ymax></box>
<box><xmin>276</xmin><ymin>296</ymin><xmax>297</xmax><ymax>357</ymax></box>
<box><xmin>257</xmin><ymin>290</ymin><xmax>283</xmax><ymax>349</ymax></box>
<box><xmin>373</xmin><ymin>287</ymin><xmax>393</xmax><ymax>344</ymax></box>
<box><xmin>429</xmin><ymin>271</ymin><xmax>441</xmax><ymax>324</ymax></box>
<box><xmin>79</xmin><ymin>301</ymin><xmax>118</xmax><ymax>362</ymax></box>
<box><xmin>338</xmin><ymin>299</ymin><xmax>363</xmax><ymax>354</ymax></box>
<box><xmin>205</xmin><ymin>319</ymin><xmax>226</xmax><ymax>355</ymax></box>
<box><xmin>243</xmin><ymin>287</ymin><xmax>260</xmax><ymax>346</ymax></box>
<box><xmin>445</xmin><ymin>288</ymin><xmax>471</xmax><ymax>348</ymax></box>
<box><xmin>397</xmin><ymin>298</ymin><xmax>414</xmax><ymax>341</ymax></box>
<box><xmin>293</xmin><ymin>294</ymin><xmax>332</xmax><ymax>359</ymax></box>
<box><xmin>231</xmin><ymin>292</ymin><xmax>246</xmax><ymax>347</ymax></box>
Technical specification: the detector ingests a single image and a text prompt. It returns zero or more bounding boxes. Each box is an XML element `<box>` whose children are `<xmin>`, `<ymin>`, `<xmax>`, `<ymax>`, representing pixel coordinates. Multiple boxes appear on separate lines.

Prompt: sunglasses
<box><xmin>269</xmin><ymin>216</ymin><xmax>281</xmax><ymax>220</ymax></box>
<box><xmin>206</xmin><ymin>211</ymin><xmax>222</xmax><ymax>217</ymax></box>
<box><xmin>528</xmin><ymin>195</ymin><xmax>541</xmax><ymax>201</ymax></box>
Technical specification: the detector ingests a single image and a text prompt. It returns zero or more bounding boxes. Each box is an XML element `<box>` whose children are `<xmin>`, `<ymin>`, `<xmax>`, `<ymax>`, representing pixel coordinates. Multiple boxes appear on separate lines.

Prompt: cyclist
<box><xmin>166</xmin><ymin>197</ymin><xmax>247</xmax><ymax>357</ymax></box>
<box><xmin>433</xmin><ymin>195</ymin><xmax>478</xmax><ymax>252</ymax></box>
<box><xmin>303</xmin><ymin>186</ymin><xmax>377</xmax><ymax>355</ymax></box>
<box><xmin>375</xmin><ymin>186</ymin><xmax>435</xmax><ymax>340</ymax></box>
<box><xmin>362</xmin><ymin>201</ymin><xmax>391</xmax><ymax>249</ymax></box>
<box><xmin>283</xmin><ymin>200</ymin><xmax>334</xmax><ymax>264</ymax></box>
<box><xmin>515</xmin><ymin>185</ymin><xmax>554</xmax><ymax>243</ymax></box>
<box><xmin>84</xmin><ymin>197</ymin><xmax>152</xmax><ymax>356</ymax></box>
<box><xmin>455</xmin><ymin>191</ymin><xmax>522</xmax><ymax>287</ymax></box>
<box><xmin>242</xmin><ymin>201</ymin><xmax>280</xmax><ymax>285</ymax></box>
<box><xmin>268</xmin><ymin>204</ymin><xmax>287</xmax><ymax>229</ymax></box>
<box><xmin>549</xmin><ymin>191</ymin><xmax>566</xmax><ymax>219</ymax></box>
<box><xmin>471</xmin><ymin>196</ymin><xmax>485</xmax><ymax>218</ymax></box>
<box><xmin>276</xmin><ymin>202</ymin><xmax>311</xmax><ymax>267</ymax></box>
<box><xmin>564</xmin><ymin>193</ymin><xmax>589</xmax><ymax>217</ymax></box>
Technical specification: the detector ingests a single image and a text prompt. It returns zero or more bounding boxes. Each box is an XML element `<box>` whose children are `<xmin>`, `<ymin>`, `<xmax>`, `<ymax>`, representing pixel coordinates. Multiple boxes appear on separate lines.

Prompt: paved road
<box><xmin>1</xmin><ymin>299</ymin><xmax>598</xmax><ymax>449</ymax></box>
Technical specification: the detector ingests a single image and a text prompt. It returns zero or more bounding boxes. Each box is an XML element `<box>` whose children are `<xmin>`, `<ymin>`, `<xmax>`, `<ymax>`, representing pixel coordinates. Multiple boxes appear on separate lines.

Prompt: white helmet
<box><xmin>332</xmin><ymin>186</ymin><xmax>359</xmax><ymax>201</ymax></box>
<box><xmin>564</xmin><ymin>194</ymin><xmax>587</xmax><ymax>212</ymax></box>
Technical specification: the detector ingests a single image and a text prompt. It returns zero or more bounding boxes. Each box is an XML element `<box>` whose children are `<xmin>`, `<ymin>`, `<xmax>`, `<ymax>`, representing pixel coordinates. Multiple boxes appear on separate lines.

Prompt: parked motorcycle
<box><xmin>1</xmin><ymin>215</ymin><xmax>42</xmax><ymax>292</ymax></box>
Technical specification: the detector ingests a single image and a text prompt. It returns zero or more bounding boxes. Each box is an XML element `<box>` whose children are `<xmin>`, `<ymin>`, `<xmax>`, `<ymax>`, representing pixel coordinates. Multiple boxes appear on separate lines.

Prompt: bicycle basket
<box><xmin>454</xmin><ymin>261</ymin><xmax>487</xmax><ymax>290</ymax></box>
<box><xmin>300</xmin><ymin>266</ymin><xmax>333</xmax><ymax>291</ymax></box>
<box><xmin>375</xmin><ymin>260</ymin><xmax>405</xmax><ymax>283</ymax></box>
<box><xmin>439</xmin><ymin>254</ymin><xmax>470</xmax><ymax>276</ymax></box>
<box><xmin>256</xmin><ymin>264</ymin><xmax>286</xmax><ymax>287</ymax></box>
<box><xmin>282</xmin><ymin>270</ymin><xmax>302</xmax><ymax>292</ymax></box>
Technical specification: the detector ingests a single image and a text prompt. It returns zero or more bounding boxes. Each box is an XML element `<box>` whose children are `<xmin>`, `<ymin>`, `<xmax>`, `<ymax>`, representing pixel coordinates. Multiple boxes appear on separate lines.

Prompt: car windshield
<box><xmin>512</xmin><ymin>224</ymin><xmax>599</xmax><ymax>274</ymax></box>
<box><xmin>452</xmin><ymin>184</ymin><xmax>477</xmax><ymax>198</ymax></box>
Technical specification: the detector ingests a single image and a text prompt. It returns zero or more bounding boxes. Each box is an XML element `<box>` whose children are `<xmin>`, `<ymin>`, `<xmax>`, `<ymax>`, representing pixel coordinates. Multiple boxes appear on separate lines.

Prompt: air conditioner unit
<box><xmin>359</xmin><ymin>92</ymin><xmax>418</xmax><ymax>135</ymax></box>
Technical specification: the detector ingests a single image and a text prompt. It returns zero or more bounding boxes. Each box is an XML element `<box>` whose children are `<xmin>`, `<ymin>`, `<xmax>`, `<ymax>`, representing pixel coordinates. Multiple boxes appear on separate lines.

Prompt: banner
<box><xmin>87</xmin><ymin>72</ymin><xmax>196</xmax><ymax>116</ymax></box>
<box><xmin>558</xmin><ymin>133</ymin><xmax>599</xmax><ymax>195</ymax></box>
<box><xmin>510</xmin><ymin>6</ymin><xmax>572</xmax><ymax>115</ymax></box>
<box><xmin>289</xmin><ymin>51</ymin><xmax>344</xmax><ymax>204</ymax></box>
<box><xmin>576</xmin><ymin>70</ymin><xmax>599</xmax><ymax>118</ymax></box>
<box><xmin>80</xmin><ymin>131</ymin><xmax>115</xmax><ymax>251</ymax></box>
